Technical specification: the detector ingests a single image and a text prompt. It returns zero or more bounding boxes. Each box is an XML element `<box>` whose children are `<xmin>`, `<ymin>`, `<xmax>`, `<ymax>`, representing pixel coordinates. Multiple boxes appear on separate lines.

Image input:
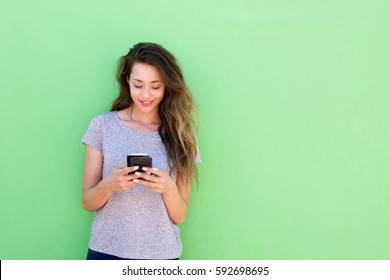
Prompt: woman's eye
<box><xmin>134</xmin><ymin>85</ymin><xmax>142</xmax><ymax>89</ymax></box>
<box><xmin>152</xmin><ymin>87</ymin><xmax>160</xmax><ymax>90</ymax></box>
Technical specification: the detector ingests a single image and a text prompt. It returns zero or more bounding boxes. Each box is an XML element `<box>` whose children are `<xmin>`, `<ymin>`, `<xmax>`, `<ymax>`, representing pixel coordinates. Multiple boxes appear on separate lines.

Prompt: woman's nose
<box><xmin>141</xmin><ymin>87</ymin><xmax>151</xmax><ymax>98</ymax></box>
<box><xmin>141</xmin><ymin>87</ymin><xmax>149</xmax><ymax>98</ymax></box>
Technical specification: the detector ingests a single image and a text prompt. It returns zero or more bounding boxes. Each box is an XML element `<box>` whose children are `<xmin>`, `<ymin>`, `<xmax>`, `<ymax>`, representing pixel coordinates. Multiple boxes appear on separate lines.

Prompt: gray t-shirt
<box><xmin>81</xmin><ymin>111</ymin><xmax>200</xmax><ymax>259</ymax></box>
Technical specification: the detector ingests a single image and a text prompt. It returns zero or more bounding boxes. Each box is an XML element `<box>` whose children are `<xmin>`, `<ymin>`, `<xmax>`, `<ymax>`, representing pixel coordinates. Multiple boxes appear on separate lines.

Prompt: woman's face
<box><xmin>127</xmin><ymin>62</ymin><xmax>165</xmax><ymax>115</ymax></box>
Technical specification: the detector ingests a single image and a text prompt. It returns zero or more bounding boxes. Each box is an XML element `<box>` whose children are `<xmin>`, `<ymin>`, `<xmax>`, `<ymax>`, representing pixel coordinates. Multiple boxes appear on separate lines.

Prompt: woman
<box><xmin>81</xmin><ymin>42</ymin><xmax>200</xmax><ymax>260</ymax></box>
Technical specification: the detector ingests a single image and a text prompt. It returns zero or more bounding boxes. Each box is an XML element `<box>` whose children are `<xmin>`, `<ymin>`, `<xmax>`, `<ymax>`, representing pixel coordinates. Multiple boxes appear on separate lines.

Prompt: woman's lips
<box><xmin>139</xmin><ymin>100</ymin><xmax>154</xmax><ymax>107</ymax></box>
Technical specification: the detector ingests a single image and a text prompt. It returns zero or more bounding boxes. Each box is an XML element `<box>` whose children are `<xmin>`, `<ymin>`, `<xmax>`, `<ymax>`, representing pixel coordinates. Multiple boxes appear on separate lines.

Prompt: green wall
<box><xmin>1</xmin><ymin>0</ymin><xmax>389</xmax><ymax>259</ymax></box>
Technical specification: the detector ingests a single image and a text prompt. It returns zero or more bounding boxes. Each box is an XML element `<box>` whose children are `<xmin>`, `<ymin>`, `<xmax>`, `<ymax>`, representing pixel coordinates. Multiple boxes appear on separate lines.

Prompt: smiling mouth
<box><xmin>140</xmin><ymin>100</ymin><xmax>153</xmax><ymax>106</ymax></box>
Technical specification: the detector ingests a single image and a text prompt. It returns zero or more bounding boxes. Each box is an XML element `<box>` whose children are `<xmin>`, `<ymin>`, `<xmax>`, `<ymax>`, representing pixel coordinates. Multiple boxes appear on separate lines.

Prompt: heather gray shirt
<box><xmin>81</xmin><ymin>111</ymin><xmax>200</xmax><ymax>259</ymax></box>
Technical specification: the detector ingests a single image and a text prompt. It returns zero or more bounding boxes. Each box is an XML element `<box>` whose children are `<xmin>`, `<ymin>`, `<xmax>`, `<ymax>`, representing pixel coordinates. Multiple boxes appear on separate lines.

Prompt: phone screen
<box><xmin>127</xmin><ymin>154</ymin><xmax>152</xmax><ymax>173</ymax></box>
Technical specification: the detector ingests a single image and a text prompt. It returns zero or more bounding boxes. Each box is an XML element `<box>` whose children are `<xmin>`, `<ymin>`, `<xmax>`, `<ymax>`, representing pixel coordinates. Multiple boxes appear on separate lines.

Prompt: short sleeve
<box><xmin>195</xmin><ymin>144</ymin><xmax>201</xmax><ymax>164</ymax></box>
<box><xmin>81</xmin><ymin>116</ymin><xmax>103</xmax><ymax>151</ymax></box>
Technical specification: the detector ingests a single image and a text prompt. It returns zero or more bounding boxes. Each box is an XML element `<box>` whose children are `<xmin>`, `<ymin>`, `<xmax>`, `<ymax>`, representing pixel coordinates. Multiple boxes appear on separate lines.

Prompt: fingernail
<box><xmin>142</xmin><ymin>167</ymin><xmax>148</xmax><ymax>171</ymax></box>
<box><xmin>133</xmin><ymin>179</ymin><xmax>139</xmax><ymax>183</ymax></box>
<box><xmin>153</xmin><ymin>168</ymin><xmax>158</xmax><ymax>171</ymax></box>
<box><xmin>135</xmin><ymin>172</ymin><xmax>141</xmax><ymax>176</ymax></box>
<box><xmin>134</xmin><ymin>166</ymin><xmax>139</xmax><ymax>170</ymax></box>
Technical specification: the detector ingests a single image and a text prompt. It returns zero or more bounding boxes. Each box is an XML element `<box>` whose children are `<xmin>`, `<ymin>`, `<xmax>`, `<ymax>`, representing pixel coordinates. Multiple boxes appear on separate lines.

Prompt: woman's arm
<box><xmin>82</xmin><ymin>145</ymin><xmax>140</xmax><ymax>212</ymax></box>
<box><xmin>135</xmin><ymin>169</ymin><xmax>191</xmax><ymax>225</ymax></box>
<box><xmin>162</xmin><ymin>174</ymin><xmax>192</xmax><ymax>225</ymax></box>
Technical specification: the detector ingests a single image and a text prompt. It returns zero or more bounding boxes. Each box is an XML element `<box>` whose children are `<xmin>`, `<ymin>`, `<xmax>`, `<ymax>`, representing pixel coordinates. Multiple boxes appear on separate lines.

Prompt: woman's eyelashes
<box><xmin>133</xmin><ymin>84</ymin><xmax>160</xmax><ymax>90</ymax></box>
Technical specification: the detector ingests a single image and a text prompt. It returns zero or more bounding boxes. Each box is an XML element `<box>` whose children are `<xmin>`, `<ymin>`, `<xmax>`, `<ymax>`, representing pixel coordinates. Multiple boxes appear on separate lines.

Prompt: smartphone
<box><xmin>127</xmin><ymin>153</ymin><xmax>153</xmax><ymax>174</ymax></box>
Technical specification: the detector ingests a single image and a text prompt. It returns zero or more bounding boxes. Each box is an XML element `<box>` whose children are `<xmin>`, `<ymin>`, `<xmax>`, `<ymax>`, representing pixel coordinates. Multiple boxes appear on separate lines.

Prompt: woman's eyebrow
<box><xmin>133</xmin><ymin>79</ymin><xmax>162</xmax><ymax>83</ymax></box>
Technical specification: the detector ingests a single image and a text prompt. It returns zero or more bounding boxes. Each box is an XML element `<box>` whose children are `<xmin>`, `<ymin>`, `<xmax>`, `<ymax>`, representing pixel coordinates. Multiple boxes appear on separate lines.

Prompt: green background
<box><xmin>1</xmin><ymin>0</ymin><xmax>389</xmax><ymax>260</ymax></box>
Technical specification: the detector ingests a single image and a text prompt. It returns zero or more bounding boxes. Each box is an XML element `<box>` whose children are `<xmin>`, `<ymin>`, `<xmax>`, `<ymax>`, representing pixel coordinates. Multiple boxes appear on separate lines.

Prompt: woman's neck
<box><xmin>127</xmin><ymin>105</ymin><xmax>161</xmax><ymax>129</ymax></box>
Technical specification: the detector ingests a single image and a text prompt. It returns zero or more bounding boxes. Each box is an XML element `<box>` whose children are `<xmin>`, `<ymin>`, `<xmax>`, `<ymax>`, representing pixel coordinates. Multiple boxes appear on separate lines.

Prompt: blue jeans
<box><xmin>86</xmin><ymin>248</ymin><xmax>179</xmax><ymax>260</ymax></box>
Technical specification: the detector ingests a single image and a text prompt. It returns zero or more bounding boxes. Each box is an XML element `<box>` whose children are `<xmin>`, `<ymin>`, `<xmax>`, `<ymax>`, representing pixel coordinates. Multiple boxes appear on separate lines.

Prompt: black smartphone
<box><xmin>127</xmin><ymin>153</ymin><xmax>153</xmax><ymax>174</ymax></box>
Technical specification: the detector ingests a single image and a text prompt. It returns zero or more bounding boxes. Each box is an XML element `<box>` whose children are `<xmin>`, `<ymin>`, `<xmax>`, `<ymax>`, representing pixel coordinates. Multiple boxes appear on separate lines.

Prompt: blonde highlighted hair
<box><xmin>112</xmin><ymin>42</ymin><xmax>198</xmax><ymax>185</ymax></box>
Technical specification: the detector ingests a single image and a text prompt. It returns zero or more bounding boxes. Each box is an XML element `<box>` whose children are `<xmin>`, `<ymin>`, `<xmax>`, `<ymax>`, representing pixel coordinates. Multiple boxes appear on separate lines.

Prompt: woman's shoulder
<box><xmin>90</xmin><ymin>111</ymin><xmax>116</xmax><ymax>123</ymax></box>
<box><xmin>85</xmin><ymin>111</ymin><xmax>118</xmax><ymax>131</ymax></box>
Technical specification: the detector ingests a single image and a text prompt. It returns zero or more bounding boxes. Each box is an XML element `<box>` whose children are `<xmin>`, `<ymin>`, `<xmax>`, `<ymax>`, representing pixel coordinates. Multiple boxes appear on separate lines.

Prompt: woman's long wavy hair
<box><xmin>112</xmin><ymin>42</ymin><xmax>198</xmax><ymax>186</ymax></box>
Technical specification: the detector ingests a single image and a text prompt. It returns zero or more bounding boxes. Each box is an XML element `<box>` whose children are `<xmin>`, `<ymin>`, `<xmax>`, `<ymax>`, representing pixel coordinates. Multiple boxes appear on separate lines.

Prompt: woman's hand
<box><xmin>133</xmin><ymin>167</ymin><xmax>176</xmax><ymax>194</ymax></box>
<box><xmin>104</xmin><ymin>164</ymin><xmax>141</xmax><ymax>193</ymax></box>
<box><xmin>134</xmin><ymin>167</ymin><xmax>192</xmax><ymax>224</ymax></box>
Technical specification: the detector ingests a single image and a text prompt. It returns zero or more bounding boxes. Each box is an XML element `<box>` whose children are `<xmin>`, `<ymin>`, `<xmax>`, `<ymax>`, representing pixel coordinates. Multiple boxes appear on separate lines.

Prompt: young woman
<box><xmin>81</xmin><ymin>42</ymin><xmax>200</xmax><ymax>260</ymax></box>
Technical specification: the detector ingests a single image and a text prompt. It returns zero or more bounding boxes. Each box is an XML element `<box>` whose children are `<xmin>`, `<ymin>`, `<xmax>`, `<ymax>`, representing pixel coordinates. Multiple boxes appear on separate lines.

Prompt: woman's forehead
<box><xmin>130</xmin><ymin>63</ymin><xmax>163</xmax><ymax>82</ymax></box>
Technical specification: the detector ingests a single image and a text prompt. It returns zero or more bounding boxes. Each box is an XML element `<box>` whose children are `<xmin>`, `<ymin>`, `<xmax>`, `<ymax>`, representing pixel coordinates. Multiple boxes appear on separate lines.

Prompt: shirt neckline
<box><xmin>113</xmin><ymin>111</ymin><xmax>160</xmax><ymax>134</ymax></box>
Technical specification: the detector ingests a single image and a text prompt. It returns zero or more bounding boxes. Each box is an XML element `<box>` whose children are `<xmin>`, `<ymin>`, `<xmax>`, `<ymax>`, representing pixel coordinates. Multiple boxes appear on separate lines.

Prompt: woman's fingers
<box><xmin>110</xmin><ymin>166</ymin><xmax>141</xmax><ymax>192</ymax></box>
<box><xmin>122</xmin><ymin>166</ymin><xmax>139</xmax><ymax>176</ymax></box>
<box><xmin>143</xmin><ymin>167</ymin><xmax>162</xmax><ymax>176</ymax></box>
<box><xmin>134</xmin><ymin>171</ymin><xmax>160</xmax><ymax>183</ymax></box>
<box><xmin>133</xmin><ymin>168</ymin><xmax>175</xmax><ymax>194</ymax></box>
